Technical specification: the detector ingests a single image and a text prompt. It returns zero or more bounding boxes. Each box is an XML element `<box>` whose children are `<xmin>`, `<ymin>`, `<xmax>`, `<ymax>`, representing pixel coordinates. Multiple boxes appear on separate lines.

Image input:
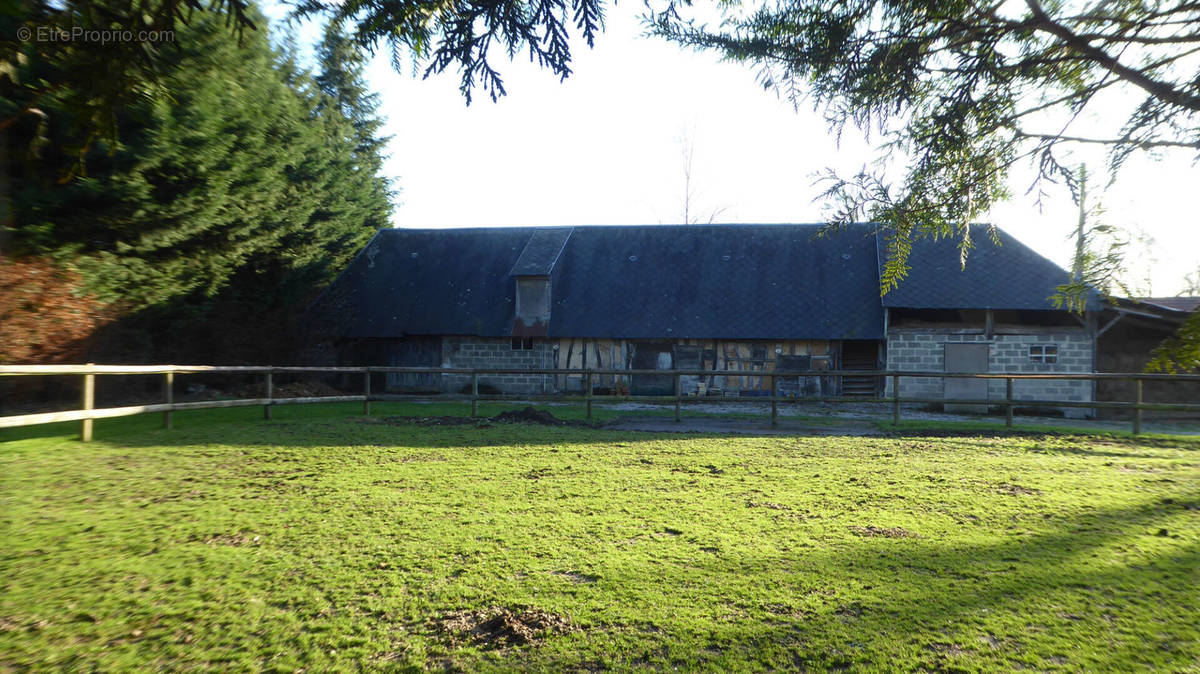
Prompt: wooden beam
<box><xmin>1113</xmin><ymin>306</ymin><xmax>1174</xmax><ymax>321</ymax></box>
<box><xmin>1095</xmin><ymin>312</ymin><xmax>1125</xmax><ymax>338</ymax></box>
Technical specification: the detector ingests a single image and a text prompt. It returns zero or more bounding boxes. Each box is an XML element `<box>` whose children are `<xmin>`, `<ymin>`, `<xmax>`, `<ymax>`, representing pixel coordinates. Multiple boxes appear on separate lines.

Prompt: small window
<box><xmin>511</xmin><ymin>337</ymin><xmax>534</xmax><ymax>350</ymax></box>
<box><xmin>1029</xmin><ymin>344</ymin><xmax>1058</xmax><ymax>364</ymax></box>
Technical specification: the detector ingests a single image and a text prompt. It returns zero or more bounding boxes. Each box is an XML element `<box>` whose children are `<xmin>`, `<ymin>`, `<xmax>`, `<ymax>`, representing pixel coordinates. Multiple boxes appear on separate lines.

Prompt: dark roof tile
<box><xmin>510</xmin><ymin>227</ymin><xmax>573</xmax><ymax>276</ymax></box>
<box><xmin>876</xmin><ymin>225</ymin><xmax>1096</xmax><ymax>310</ymax></box>
<box><xmin>313</xmin><ymin>223</ymin><xmax>1081</xmax><ymax>341</ymax></box>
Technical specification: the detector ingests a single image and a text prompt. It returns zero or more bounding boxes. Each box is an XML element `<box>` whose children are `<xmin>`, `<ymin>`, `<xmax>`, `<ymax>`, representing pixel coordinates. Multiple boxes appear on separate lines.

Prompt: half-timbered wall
<box><xmin>417</xmin><ymin>333</ymin><xmax>840</xmax><ymax>393</ymax></box>
<box><xmin>431</xmin><ymin>337</ymin><xmax>838</xmax><ymax>396</ymax></box>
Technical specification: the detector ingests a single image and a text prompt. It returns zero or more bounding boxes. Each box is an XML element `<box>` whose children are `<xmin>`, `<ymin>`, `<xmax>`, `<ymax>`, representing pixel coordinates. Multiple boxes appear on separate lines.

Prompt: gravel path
<box><xmin>603</xmin><ymin>415</ymin><xmax>884</xmax><ymax>436</ymax></box>
<box><xmin>597</xmin><ymin>400</ymin><xmax>1200</xmax><ymax>435</ymax></box>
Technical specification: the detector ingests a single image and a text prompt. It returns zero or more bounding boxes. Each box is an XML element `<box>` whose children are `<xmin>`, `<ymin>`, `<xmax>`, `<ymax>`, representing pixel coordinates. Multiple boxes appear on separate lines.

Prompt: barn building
<box><xmin>306</xmin><ymin>223</ymin><xmax>1189</xmax><ymax>418</ymax></box>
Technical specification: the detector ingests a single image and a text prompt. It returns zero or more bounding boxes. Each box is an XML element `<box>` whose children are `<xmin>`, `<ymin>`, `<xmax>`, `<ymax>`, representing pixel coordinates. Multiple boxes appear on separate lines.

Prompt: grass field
<box><xmin>2</xmin><ymin>403</ymin><xmax>1198</xmax><ymax>671</ymax></box>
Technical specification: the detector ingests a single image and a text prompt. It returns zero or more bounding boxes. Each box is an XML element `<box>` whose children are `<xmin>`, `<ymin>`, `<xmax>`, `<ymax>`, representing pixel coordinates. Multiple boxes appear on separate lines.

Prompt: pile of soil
<box><xmin>491</xmin><ymin>406</ymin><xmax>574</xmax><ymax>426</ymax></box>
<box><xmin>437</xmin><ymin>607</ymin><xmax>577</xmax><ymax>648</ymax></box>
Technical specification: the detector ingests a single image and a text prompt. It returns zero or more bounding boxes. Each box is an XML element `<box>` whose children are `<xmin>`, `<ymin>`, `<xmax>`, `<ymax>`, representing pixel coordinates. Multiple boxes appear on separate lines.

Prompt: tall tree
<box><xmin>676</xmin><ymin>126</ymin><xmax>726</xmax><ymax>225</ymax></box>
<box><xmin>311</xmin><ymin>21</ymin><xmax>393</xmax><ymax>243</ymax></box>
<box><xmin>1181</xmin><ymin>266</ymin><xmax>1200</xmax><ymax>297</ymax></box>
<box><xmin>2</xmin><ymin>7</ymin><xmax>392</xmax><ymax>363</ymax></box>
<box><xmin>8</xmin><ymin>8</ymin><xmax>320</xmax><ymax>307</ymax></box>
<box><xmin>1</xmin><ymin>0</ymin><xmax>257</xmax><ymax>169</ymax></box>
<box><xmin>1053</xmin><ymin>165</ymin><xmax>1126</xmax><ymax>312</ymax></box>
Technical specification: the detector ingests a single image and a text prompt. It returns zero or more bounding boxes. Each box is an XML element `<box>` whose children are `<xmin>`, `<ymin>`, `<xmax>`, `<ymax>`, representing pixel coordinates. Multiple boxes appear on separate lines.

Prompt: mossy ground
<box><xmin>2</xmin><ymin>403</ymin><xmax>1198</xmax><ymax>671</ymax></box>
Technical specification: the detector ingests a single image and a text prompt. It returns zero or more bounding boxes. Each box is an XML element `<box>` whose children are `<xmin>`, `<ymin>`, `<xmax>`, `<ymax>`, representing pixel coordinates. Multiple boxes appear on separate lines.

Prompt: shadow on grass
<box><xmin>2</xmin><ymin>405</ymin><xmax>1198</xmax><ymax>671</ymax></box>
<box><xmin>509</xmin><ymin>493</ymin><xmax>1200</xmax><ymax>671</ymax></box>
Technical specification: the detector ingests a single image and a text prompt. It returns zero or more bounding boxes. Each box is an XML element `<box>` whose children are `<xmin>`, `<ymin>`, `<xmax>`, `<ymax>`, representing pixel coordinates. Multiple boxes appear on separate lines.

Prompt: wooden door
<box><xmin>944</xmin><ymin>343</ymin><xmax>989</xmax><ymax>413</ymax></box>
<box><xmin>387</xmin><ymin>337</ymin><xmax>442</xmax><ymax>392</ymax></box>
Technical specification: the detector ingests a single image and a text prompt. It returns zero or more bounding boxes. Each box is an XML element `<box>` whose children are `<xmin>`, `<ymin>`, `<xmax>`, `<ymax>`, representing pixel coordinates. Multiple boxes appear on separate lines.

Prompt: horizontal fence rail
<box><xmin>3</xmin><ymin>364</ymin><xmax>1199</xmax><ymax>439</ymax></box>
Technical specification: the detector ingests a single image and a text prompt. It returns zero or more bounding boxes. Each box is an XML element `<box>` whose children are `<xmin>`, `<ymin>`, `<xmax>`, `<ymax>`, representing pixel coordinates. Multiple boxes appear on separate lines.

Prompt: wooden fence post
<box><xmin>363</xmin><ymin>368</ymin><xmax>371</xmax><ymax>416</ymax></box>
<box><xmin>264</xmin><ymin>370</ymin><xmax>273</xmax><ymax>420</ymax></box>
<box><xmin>1005</xmin><ymin>377</ymin><xmax>1013</xmax><ymax>429</ymax></box>
<box><xmin>892</xmin><ymin>374</ymin><xmax>900</xmax><ymax>426</ymax></box>
<box><xmin>470</xmin><ymin>372</ymin><xmax>479</xmax><ymax>418</ymax></box>
<box><xmin>585</xmin><ymin>371</ymin><xmax>593</xmax><ymax>422</ymax></box>
<box><xmin>163</xmin><ymin>371</ymin><xmax>174</xmax><ymax>429</ymax></box>
<box><xmin>674</xmin><ymin>373</ymin><xmax>681</xmax><ymax>423</ymax></box>
<box><xmin>81</xmin><ymin>363</ymin><xmax>94</xmax><ymax>442</ymax></box>
<box><xmin>1133</xmin><ymin>377</ymin><xmax>1143</xmax><ymax>435</ymax></box>
<box><xmin>770</xmin><ymin>375</ymin><xmax>778</xmax><ymax>429</ymax></box>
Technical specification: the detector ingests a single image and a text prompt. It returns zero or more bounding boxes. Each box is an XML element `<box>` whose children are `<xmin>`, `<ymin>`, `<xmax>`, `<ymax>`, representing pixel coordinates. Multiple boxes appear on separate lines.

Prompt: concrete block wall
<box><xmin>440</xmin><ymin>336</ymin><xmax>555</xmax><ymax>395</ymax></box>
<box><xmin>884</xmin><ymin>330</ymin><xmax>1094</xmax><ymax>418</ymax></box>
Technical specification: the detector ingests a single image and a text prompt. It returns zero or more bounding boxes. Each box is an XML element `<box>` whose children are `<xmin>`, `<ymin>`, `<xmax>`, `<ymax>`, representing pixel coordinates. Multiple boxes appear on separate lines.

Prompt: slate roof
<box><xmin>510</xmin><ymin>227</ymin><xmax>573</xmax><ymax>276</ymax></box>
<box><xmin>312</xmin><ymin>223</ymin><xmax>1081</xmax><ymax>341</ymax></box>
<box><xmin>1135</xmin><ymin>297</ymin><xmax>1200</xmax><ymax>313</ymax></box>
<box><xmin>876</xmin><ymin>225</ymin><xmax>1101</xmax><ymax>311</ymax></box>
<box><xmin>548</xmin><ymin>225</ymin><xmax>883</xmax><ymax>339</ymax></box>
<box><xmin>314</xmin><ymin>227</ymin><xmax>533</xmax><ymax>339</ymax></box>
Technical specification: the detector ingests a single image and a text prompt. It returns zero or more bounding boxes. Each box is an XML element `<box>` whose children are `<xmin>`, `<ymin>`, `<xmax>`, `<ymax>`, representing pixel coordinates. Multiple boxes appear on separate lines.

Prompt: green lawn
<box><xmin>2</xmin><ymin>403</ymin><xmax>1198</xmax><ymax>671</ymax></box>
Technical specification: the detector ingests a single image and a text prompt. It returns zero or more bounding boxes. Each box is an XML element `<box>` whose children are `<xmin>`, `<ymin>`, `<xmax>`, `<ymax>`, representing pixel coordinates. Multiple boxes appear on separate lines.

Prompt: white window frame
<box><xmin>1029</xmin><ymin>344</ymin><xmax>1058</xmax><ymax>364</ymax></box>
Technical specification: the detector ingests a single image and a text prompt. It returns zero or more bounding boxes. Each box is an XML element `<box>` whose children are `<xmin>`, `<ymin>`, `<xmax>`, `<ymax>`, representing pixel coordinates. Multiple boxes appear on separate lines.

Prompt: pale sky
<box><xmin>267</xmin><ymin>3</ymin><xmax>1199</xmax><ymax>296</ymax></box>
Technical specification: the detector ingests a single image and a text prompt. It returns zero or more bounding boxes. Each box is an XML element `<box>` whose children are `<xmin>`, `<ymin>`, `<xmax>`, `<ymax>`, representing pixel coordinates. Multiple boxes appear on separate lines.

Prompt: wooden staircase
<box><xmin>841</xmin><ymin>341</ymin><xmax>881</xmax><ymax>397</ymax></box>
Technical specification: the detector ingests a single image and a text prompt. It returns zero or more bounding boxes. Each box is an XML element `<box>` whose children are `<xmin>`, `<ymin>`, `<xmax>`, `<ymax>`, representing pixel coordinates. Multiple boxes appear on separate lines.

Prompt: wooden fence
<box><xmin>2</xmin><ymin>364</ymin><xmax>1199</xmax><ymax>440</ymax></box>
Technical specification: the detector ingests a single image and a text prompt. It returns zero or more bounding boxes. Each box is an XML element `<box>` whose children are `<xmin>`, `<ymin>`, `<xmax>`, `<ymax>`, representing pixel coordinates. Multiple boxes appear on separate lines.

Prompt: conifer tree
<box><xmin>2</xmin><ymin>6</ymin><xmax>392</xmax><ymax>362</ymax></box>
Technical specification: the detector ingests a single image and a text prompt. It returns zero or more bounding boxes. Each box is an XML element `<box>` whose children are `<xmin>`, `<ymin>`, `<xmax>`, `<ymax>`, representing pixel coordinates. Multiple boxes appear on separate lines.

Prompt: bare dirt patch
<box><xmin>994</xmin><ymin>483</ymin><xmax>1040</xmax><ymax>496</ymax></box>
<box><xmin>366</xmin><ymin>407</ymin><xmax>588</xmax><ymax>428</ymax></box>
<box><xmin>927</xmin><ymin>641</ymin><xmax>967</xmax><ymax>656</ymax></box>
<box><xmin>763</xmin><ymin>604</ymin><xmax>814</xmax><ymax>620</ymax></box>
<box><xmin>199</xmin><ymin>533</ymin><xmax>261</xmax><ymax>546</ymax></box>
<box><xmin>605</xmin><ymin>417</ymin><xmax>881</xmax><ymax>436</ymax></box>
<box><xmin>367</xmin><ymin>415</ymin><xmax>477</xmax><ymax>427</ymax></box>
<box><xmin>437</xmin><ymin>606</ymin><xmax>577</xmax><ymax>648</ymax></box>
<box><xmin>551</xmin><ymin>570</ymin><xmax>600</xmax><ymax>584</ymax></box>
<box><xmin>835</xmin><ymin>602</ymin><xmax>865</xmax><ymax>618</ymax></box>
<box><xmin>850</xmin><ymin>525</ymin><xmax>917</xmax><ymax>539</ymax></box>
<box><xmin>747</xmin><ymin>500</ymin><xmax>790</xmax><ymax>510</ymax></box>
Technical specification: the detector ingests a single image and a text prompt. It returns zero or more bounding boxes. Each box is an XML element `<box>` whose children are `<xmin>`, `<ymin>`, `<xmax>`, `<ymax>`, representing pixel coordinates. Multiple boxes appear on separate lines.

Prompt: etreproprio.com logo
<box><xmin>17</xmin><ymin>25</ymin><xmax>175</xmax><ymax>44</ymax></box>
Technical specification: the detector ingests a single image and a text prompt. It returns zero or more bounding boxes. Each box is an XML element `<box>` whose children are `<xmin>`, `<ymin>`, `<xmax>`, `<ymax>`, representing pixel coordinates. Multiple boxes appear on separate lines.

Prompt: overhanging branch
<box><xmin>1015</xmin><ymin>131</ymin><xmax>1200</xmax><ymax>149</ymax></box>
<box><xmin>1024</xmin><ymin>0</ymin><xmax>1200</xmax><ymax>113</ymax></box>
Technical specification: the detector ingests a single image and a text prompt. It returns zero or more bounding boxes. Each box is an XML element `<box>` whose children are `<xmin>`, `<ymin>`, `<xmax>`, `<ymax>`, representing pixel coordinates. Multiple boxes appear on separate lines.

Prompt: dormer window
<box><xmin>515</xmin><ymin>276</ymin><xmax>551</xmax><ymax>324</ymax></box>
<box><xmin>509</xmin><ymin>229</ymin><xmax>571</xmax><ymax>331</ymax></box>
